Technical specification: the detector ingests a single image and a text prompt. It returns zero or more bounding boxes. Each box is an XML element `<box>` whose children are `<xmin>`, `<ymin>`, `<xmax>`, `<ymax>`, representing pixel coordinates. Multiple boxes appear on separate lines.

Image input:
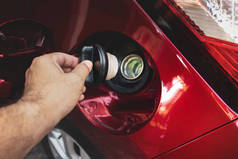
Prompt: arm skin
<box><xmin>0</xmin><ymin>53</ymin><xmax>92</xmax><ymax>159</ymax></box>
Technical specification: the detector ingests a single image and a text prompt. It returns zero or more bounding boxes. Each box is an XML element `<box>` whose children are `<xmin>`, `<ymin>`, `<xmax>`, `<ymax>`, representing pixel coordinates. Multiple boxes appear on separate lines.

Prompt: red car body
<box><xmin>0</xmin><ymin>0</ymin><xmax>237</xmax><ymax>158</ymax></box>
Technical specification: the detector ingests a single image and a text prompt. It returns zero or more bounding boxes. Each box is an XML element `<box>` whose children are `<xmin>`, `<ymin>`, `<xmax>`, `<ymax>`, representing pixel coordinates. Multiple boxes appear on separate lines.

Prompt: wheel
<box><xmin>46</xmin><ymin>128</ymin><xmax>91</xmax><ymax>159</ymax></box>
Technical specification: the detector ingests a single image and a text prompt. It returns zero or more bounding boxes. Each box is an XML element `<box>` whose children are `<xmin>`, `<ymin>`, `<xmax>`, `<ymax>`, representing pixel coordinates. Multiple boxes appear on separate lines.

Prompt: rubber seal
<box><xmin>95</xmin><ymin>44</ymin><xmax>108</xmax><ymax>84</ymax></box>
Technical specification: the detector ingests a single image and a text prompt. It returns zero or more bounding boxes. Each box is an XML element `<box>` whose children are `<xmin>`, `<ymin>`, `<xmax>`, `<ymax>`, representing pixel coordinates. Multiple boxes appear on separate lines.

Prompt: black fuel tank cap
<box><xmin>80</xmin><ymin>45</ymin><xmax>108</xmax><ymax>86</ymax></box>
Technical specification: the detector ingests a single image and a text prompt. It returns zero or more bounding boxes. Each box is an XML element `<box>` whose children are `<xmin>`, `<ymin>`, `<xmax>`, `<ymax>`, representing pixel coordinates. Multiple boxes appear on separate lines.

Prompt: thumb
<box><xmin>71</xmin><ymin>60</ymin><xmax>93</xmax><ymax>81</ymax></box>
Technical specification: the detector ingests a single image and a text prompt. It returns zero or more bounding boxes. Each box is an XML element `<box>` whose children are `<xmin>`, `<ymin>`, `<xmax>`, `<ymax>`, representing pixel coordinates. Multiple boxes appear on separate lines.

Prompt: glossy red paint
<box><xmin>0</xmin><ymin>20</ymin><xmax>51</xmax><ymax>105</ymax></box>
<box><xmin>78</xmin><ymin>71</ymin><xmax>160</xmax><ymax>134</ymax></box>
<box><xmin>157</xmin><ymin>119</ymin><xmax>238</xmax><ymax>159</ymax></box>
<box><xmin>0</xmin><ymin>79</ymin><xmax>11</xmax><ymax>98</ymax></box>
<box><xmin>0</xmin><ymin>0</ymin><xmax>237</xmax><ymax>158</ymax></box>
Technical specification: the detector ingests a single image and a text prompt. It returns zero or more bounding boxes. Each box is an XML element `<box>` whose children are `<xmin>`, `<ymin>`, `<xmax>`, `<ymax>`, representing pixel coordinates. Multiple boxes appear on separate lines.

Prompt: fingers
<box><xmin>79</xmin><ymin>94</ymin><xmax>85</xmax><ymax>101</ymax></box>
<box><xmin>51</xmin><ymin>53</ymin><xmax>79</xmax><ymax>71</ymax></box>
<box><xmin>63</xmin><ymin>67</ymin><xmax>73</xmax><ymax>73</ymax></box>
<box><xmin>71</xmin><ymin>60</ymin><xmax>93</xmax><ymax>81</ymax></box>
<box><xmin>83</xmin><ymin>86</ymin><xmax>86</xmax><ymax>93</ymax></box>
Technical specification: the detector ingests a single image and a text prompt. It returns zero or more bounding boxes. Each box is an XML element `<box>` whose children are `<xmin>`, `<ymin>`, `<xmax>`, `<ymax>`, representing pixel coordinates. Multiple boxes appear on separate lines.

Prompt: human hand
<box><xmin>21</xmin><ymin>53</ymin><xmax>92</xmax><ymax>124</ymax></box>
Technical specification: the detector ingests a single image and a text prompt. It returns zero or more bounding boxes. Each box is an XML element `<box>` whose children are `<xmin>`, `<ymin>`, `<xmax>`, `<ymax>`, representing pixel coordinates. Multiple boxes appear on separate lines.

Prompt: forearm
<box><xmin>0</xmin><ymin>100</ymin><xmax>56</xmax><ymax>159</ymax></box>
<box><xmin>0</xmin><ymin>53</ymin><xmax>91</xmax><ymax>159</ymax></box>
